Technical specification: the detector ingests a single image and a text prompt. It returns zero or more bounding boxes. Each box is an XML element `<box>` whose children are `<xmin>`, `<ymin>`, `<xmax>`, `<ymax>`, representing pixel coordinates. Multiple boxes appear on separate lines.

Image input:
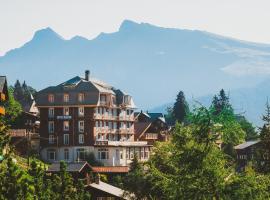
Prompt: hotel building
<box><xmin>36</xmin><ymin>71</ymin><xmax>151</xmax><ymax>166</ymax></box>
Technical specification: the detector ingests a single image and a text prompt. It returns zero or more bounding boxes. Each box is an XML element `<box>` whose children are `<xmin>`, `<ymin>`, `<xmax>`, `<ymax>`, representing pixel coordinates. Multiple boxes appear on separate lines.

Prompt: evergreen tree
<box><xmin>59</xmin><ymin>161</ymin><xmax>75</xmax><ymax>200</ymax></box>
<box><xmin>172</xmin><ymin>91</ymin><xmax>189</xmax><ymax>123</ymax></box>
<box><xmin>211</xmin><ymin>89</ymin><xmax>232</xmax><ymax>116</ymax></box>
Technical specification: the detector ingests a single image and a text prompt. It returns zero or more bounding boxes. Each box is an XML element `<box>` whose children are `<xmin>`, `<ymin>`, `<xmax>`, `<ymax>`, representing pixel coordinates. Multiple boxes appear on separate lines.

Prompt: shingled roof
<box><xmin>134</xmin><ymin>122</ymin><xmax>152</xmax><ymax>140</ymax></box>
<box><xmin>47</xmin><ymin>162</ymin><xmax>91</xmax><ymax>173</ymax></box>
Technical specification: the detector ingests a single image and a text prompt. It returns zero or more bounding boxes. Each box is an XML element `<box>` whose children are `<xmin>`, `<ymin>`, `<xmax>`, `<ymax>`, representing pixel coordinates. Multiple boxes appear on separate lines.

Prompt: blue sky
<box><xmin>0</xmin><ymin>0</ymin><xmax>269</xmax><ymax>56</ymax></box>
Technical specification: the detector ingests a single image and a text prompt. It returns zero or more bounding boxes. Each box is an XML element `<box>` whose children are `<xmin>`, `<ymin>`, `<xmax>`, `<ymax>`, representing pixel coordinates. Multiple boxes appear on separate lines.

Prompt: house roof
<box><xmin>88</xmin><ymin>181</ymin><xmax>127</xmax><ymax>199</ymax></box>
<box><xmin>234</xmin><ymin>140</ymin><xmax>260</xmax><ymax>150</ymax></box>
<box><xmin>92</xmin><ymin>166</ymin><xmax>129</xmax><ymax>173</ymax></box>
<box><xmin>134</xmin><ymin>122</ymin><xmax>152</xmax><ymax>140</ymax></box>
<box><xmin>47</xmin><ymin>162</ymin><xmax>91</xmax><ymax>173</ymax></box>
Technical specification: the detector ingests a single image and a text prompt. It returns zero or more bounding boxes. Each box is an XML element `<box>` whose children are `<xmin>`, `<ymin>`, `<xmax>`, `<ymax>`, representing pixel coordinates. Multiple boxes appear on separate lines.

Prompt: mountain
<box><xmin>1</xmin><ymin>19</ymin><xmax>270</xmax><ymax>124</ymax></box>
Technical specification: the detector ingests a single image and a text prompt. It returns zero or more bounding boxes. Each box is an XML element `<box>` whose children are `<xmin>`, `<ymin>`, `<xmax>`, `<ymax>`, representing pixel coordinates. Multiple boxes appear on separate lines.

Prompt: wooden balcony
<box><xmin>0</xmin><ymin>106</ymin><xmax>5</xmax><ymax>115</ymax></box>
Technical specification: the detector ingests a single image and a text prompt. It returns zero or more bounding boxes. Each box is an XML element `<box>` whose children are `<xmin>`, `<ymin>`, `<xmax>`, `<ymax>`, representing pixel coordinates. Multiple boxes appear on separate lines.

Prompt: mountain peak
<box><xmin>32</xmin><ymin>27</ymin><xmax>64</xmax><ymax>41</ymax></box>
<box><xmin>119</xmin><ymin>20</ymin><xmax>141</xmax><ymax>31</ymax></box>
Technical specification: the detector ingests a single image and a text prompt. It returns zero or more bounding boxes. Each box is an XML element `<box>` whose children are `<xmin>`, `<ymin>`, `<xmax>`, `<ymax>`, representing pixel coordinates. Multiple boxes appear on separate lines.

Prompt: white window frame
<box><xmin>78</xmin><ymin>93</ymin><xmax>84</xmax><ymax>102</ymax></box>
<box><xmin>63</xmin><ymin>93</ymin><xmax>69</xmax><ymax>102</ymax></box>
<box><xmin>63</xmin><ymin>121</ymin><xmax>69</xmax><ymax>131</ymax></box>
<box><xmin>98</xmin><ymin>148</ymin><xmax>109</xmax><ymax>160</ymax></box>
<box><xmin>48</xmin><ymin>94</ymin><xmax>54</xmax><ymax>103</ymax></box>
<box><xmin>48</xmin><ymin>108</ymin><xmax>54</xmax><ymax>118</ymax></box>
<box><xmin>64</xmin><ymin>149</ymin><xmax>69</xmax><ymax>161</ymax></box>
<box><xmin>63</xmin><ymin>107</ymin><xmax>69</xmax><ymax>116</ymax></box>
<box><xmin>48</xmin><ymin>121</ymin><xmax>54</xmax><ymax>133</ymax></box>
<box><xmin>78</xmin><ymin>107</ymin><xmax>84</xmax><ymax>117</ymax></box>
<box><xmin>78</xmin><ymin>121</ymin><xmax>84</xmax><ymax>132</ymax></box>
<box><xmin>76</xmin><ymin>148</ymin><xmax>86</xmax><ymax>161</ymax></box>
<box><xmin>47</xmin><ymin>150</ymin><xmax>56</xmax><ymax>160</ymax></box>
<box><xmin>79</xmin><ymin>134</ymin><xmax>84</xmax><ymax>144</ymax></box>
<box><xmin>63</xmin><ymin>134</ymin><xmax>69</xmax><ymax>145</ymax></box>
<box><xmin>49</xmin><ymin>135</ymin><xmax>54</xmax><ymax>144</ymax></box>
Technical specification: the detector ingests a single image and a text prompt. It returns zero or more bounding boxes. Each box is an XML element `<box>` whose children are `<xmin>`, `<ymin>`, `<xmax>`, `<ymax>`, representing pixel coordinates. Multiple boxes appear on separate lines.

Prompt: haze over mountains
<box><xmin>1</xmin><ymin>20</ymin><xmax>270</xmax><ymax>125</ymax></box>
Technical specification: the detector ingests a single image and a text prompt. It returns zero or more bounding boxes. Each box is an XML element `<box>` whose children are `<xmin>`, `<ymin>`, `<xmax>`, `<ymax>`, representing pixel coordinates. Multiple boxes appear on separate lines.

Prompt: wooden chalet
<box><xmin>234</xmin><ymin>140</ymin><xmax>261</xmax><ymax>171</ymax></box>
<box><xmin>134</xmin><ymin>111</ymin><xmax>170</xmax><ymax>144</ymax></box>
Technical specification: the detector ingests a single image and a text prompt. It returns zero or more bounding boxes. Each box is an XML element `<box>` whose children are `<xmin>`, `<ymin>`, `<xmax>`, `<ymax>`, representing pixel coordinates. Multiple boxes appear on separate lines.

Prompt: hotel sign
<box><xmin>57</xmin><ymin>116</ymin><xmax>72</xmax><ymax>120</ymax></box>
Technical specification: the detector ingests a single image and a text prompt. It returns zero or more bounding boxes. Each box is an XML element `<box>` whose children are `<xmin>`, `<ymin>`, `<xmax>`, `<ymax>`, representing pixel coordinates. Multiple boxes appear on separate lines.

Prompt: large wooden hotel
<box><xmin>36</xmin><ymin>70</ymin><xmax>151</xmax><ymax>166</ymax></box>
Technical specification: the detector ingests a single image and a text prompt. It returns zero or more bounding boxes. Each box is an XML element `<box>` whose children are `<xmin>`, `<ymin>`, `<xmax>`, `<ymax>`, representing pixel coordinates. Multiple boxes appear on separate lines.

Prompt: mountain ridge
<box><xmin>1</xmin><ymin>19</ymin><xmax>270</xmax><ymax>125</ymax></box>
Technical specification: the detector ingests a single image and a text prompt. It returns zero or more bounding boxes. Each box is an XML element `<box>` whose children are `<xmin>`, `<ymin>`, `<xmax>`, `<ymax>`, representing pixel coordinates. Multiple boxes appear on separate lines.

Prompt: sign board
<box><xmin>57</xmin><ymin>116</ymin><xmax>72</xmax><ymax>120</ymax></box>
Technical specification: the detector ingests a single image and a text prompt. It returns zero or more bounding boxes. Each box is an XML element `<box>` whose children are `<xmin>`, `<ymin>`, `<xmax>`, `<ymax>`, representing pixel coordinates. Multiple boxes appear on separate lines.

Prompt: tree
<box><xmin>237</xmin><ymin>116</ymin><xmax>258</xmax><ymax>141</ymax></box>
<box><xmin>172</xmin><ymin>91</ymin><xmax>189</xmax><ymax>123</ymax></box>
<box><xmin>211</xmin><ymin>89</ymin><xmax>232</xmax><ymax>116</ymax></box>
<box><xmin>4</xmin><ymin>88</ymin><xmax>22</xmax><ymax>126</ymax></box>
<box><xmin>123</xmin><ymin>155</ymin><xmax>150</xmax><ymax>200</ymax></box>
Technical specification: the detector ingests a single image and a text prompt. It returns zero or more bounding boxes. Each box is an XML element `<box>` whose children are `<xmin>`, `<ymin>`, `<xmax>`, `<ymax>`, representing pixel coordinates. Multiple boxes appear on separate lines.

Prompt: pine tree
<box><xmin>172</xmin><ymin>91</ymin><xmax>189</xmax><ymax>123</ymax></box>
<box><xmin>211</xmin><ymin>89</ymin><xmax>232</xmax><ymax>116</ymax></box>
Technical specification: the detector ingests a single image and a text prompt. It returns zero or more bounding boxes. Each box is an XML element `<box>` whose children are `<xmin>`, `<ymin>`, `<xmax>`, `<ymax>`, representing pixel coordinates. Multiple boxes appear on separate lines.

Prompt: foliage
<box><xmin>3</xmin><ymin>88</ymin><xmax>22</xmax><ymax>126</ymax></box>
<box><xmin>172</xmin><ymin>91</ymin><xmax>189</xmax><ymax>123</ymax></box>
<box><xmin>237</xmin><ymin>116</ymin><xmax>258</xmax><ymax>141</ymax></box>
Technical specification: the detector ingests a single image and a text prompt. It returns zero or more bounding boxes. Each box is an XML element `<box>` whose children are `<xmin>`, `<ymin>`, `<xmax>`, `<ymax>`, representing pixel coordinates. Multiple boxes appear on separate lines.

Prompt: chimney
<box><xmin>95</xmin><ymin>173</ymin><xmax>100</xmax><ymax>184</ymax></box>
<box><xmin>85</xmin><ymin>70</ymin><xmax>90</xmax><ymax>81</ymax></box>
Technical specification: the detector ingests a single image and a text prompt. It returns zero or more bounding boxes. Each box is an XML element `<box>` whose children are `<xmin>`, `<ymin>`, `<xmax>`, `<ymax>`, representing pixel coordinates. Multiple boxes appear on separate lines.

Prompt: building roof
<box><xmin>134</xmin><ymin>122</ymin><xmax>152</xmax><ymax>140</ymax></box>
<box><xmin>92</xmin><ymin>166</ymin><xmax>129</xmax><ymax>173</ymax></box>
<box><xmin>47</xmin><ymin>162</ymin><xmax>91</xmax><ymax>173</ymax></box>
<box><xmin>234</xmin><ymin>140</ymin><xmax>260</xmax><ymax>150</ymax></box>
<box><xmin>36</xmin><ymin>72</ymin><xmax>136</xmax><ymax>108</ymax></box>
<box><xmin>88</xmin><ymin>181</ymin><xmax>127</xmax><ymax>199</ymax></box>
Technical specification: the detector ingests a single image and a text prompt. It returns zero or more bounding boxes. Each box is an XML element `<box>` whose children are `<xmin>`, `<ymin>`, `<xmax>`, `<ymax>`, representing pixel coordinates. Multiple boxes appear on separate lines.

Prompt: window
<box><xmin>78</xmin><ymin>93</ymin><xmax>84</xmax><ymax>102</ymax></box>
<box><xmin>76</xmin><ymin>148</ymin><xmax>85</xmax><ymax>161</ymax></box>
<box><xmin>124</xmin><ymin>95</ymin><xmax>130</xmax><ymax>104</ymax></box>
<box><xmin>64</xmin><ymin>149</ymin><xmax>69</xmax><ymax>161</ymax></box>
<box><xmin>63</xmin><ymin>121</ymin><xmax>69</xmax><ymax>131</ymax></box>
<box><xmin>49</xmin><ymin>135</ymin><xmax>55</xmax><ymax>144</ymax></box>
<box><xmin>48</xmin><ymin>121</ymin><xmax>54</xmax><ymax>133</ymax></box>
<box><xmin>79</xmin><ymin>134</ymin><xmax>84</xmax><ymax>144</ymax></box>
<box><xmin>63</xmin><ymin>93</ymin><xmax>69</xmax><ymax>102</ymax></box>
<box><xmin>63</xmin><ymin>107</ymin><xmax>69</xmax><ymax>116</ymax></box>
<box><xmin>98</xmin><ymin>148</ymin><xmax>109</xmax><ymax>160</ymax></box>
<box><xmin>108</xmin><ymin>122</ymin><xmax>112</xmax><ymax>129</ymax></box>
<box><xmin>95</xmin><ymin>121</ymin><xmax>99</xmax><ymax>128</ymax></box>
<box><xmin>78</xmin><ymin>121</ymin><xmax>84</xmax><ymax>132</ymax></box>
<box><xmin>78</xmin><ymin>107</ymin><xmax>84</xmax><ymax>116</ymax></box>
<box><xmin>113</xmin><ymin>122</ymin><xmax>117</xmax><ymax>129</ymax></box>
<box><xmin>100</xmin><ymin>94</ymin><xmax>106</xmax><ymax>104</ymax></box>
<box><xmin>48</xmin><ymin>108</ymin><xmax>54</xmax><ymax>118</ymax></box>
<box><xmin>63</xmin><ymin>134</ymin><xmax>69</xmax><ymax>145</ymax></box>
<box><xmin>126</xmin><ymin>148</ymin><xmax>130</xmax><ymax>159</ymax></box>
<box><xmin>48</xmin><ymin>94</ymin><xmax>54</xmax><ymax>103</ymax></box>
<box><xmin>47</xmin><ymin>150</ymin><xmax>56</xmax><ymax>160</ymax></box>
<box><xmin>144</xmin><ymin>147</ymin><xmax>149</xmax><ymax>159</ymax></box>
<box><xmin>116</xmin><ymin>149</ymin><xmax>119</xmax><ymax>160</ymax></box>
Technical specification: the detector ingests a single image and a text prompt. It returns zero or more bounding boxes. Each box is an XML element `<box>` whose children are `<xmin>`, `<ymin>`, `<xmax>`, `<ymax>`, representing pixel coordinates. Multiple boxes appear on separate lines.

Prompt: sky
<box><xmin>0</xmin><ymin>0</ymin><xmax>270</xmax><ymax>56</ymax></box>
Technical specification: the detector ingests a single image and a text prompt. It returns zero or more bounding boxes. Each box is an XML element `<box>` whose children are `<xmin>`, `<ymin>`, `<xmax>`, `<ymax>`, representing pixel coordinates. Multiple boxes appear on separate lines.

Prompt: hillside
<box><xmin>1</xmin><ymin>20</ymin><xmax>270</xmax><ymax>124</ymax></box>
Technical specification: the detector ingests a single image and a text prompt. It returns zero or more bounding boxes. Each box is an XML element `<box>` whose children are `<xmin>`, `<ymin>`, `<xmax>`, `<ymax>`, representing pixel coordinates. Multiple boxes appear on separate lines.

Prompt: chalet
<box><xmin>36</xmin><ymin>70</ymin><xmax>151</xmax><ymax>166</ymax></box>
<box><xmin>86</xmin><ymin>174</ymin><xmax>129</xmax><ymax>200</ymax></box>
<box><xmin>134</xmin><ymin>111</ymin><xmax>170</xmax><ymax>144</ymax></box>
<box><xmin>47</xmin><ymin>161</ymin><xmax>92</xmax><ymax>184</ymax></box>
<box><xmin>0</xmin><ymin>76</ymin><xmax>9</xmax><ymax>115</ymax></box>
<box><xmin>234</xmin><ymin>140</ymin><xmax>261</xmax><ymax>171</ymax></box>
<box><xmin>47</xmin><ymin>162</ymin><xmax>129</xmax><ymax>199</ymax></box>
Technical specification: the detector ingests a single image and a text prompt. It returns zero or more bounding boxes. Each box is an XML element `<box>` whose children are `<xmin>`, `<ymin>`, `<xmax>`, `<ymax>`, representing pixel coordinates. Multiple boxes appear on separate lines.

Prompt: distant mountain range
<box><xmin>1</xmin><ymin>20</ymin><xmax>270</xmax><ymax>125</ymax></box>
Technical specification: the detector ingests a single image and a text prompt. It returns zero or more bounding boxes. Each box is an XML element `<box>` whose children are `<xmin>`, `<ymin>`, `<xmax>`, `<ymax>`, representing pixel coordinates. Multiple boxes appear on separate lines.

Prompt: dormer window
<box><xmin>78</xmin><ymin>93</ymin><xmax>84</xmax><ymax>102</ymax></box>
<box><xmin>48</xmin><ymin>94</ymin><xmax>54</xmax><ymax>103</ymax></box>
<box><xmin>63</xmin><ymin>94</ymin><xmax>69</xmax><ymax>102</ymax></box>
<box><xmin>100</xmin><ymin>94</ymin><xmax>106</xmax><ymax>103</ymax></box>
<box><xmin>124</xmin><ymin>95</ymin><xmax>130</xmax><ymax>104</ymax></box>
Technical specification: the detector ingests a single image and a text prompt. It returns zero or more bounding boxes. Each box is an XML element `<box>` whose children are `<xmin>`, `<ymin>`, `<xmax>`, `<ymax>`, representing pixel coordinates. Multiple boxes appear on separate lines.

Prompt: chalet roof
<box><xmin>47</xmin><ymin>162</ymin><xmax>91</xmax><ymax>173</ymax></box>
<box><xmin>134</xmin><ymin>122</ymin><xmax>152</xmax><ymax>140</ymax></box>
<box><xmin>234</xmin><ymin>140</ymin><xmax>260</xmax><ymax>150</ymax></box>
<box><xmin>88</xmin><ymin>181</ymin><xmax>127</xmax><ymax>199</ymax></box>
<box><xmin>92</xmin><ymin>166</ymin><xmax>129</xmax><ymax>173</ymax></box>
